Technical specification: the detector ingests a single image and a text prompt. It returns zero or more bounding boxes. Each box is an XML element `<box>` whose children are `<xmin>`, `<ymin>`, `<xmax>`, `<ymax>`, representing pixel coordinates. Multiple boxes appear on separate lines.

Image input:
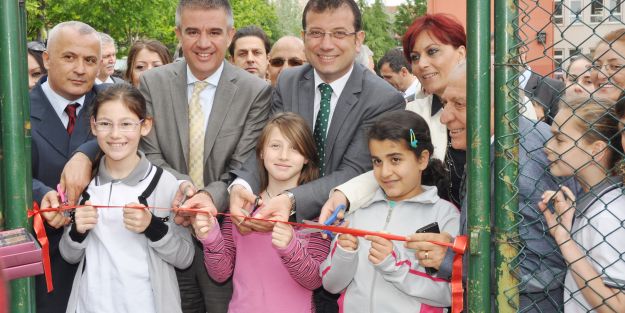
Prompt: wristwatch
<box><xmin>278</xmin><ymin>191</ymin><xmax>296</xmax><ymax>217</ymax></box>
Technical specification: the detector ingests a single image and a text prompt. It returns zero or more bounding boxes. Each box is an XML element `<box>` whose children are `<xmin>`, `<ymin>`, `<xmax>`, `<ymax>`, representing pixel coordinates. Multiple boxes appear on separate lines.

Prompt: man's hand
<box><xmin>74</xmin><ymin>200</ymin><xmax>98</xmax><ymax>234</ymax></box>
<box><xmin>405</xmin><ymin>232</ymin><xmax>453</xmax><ymax>270</ymax></box>
<box><xmin>249</xmin><ymin>194</ymin><xmax>291</xmax><ymax>232</ymax></box>
<box><xmin>319</xmin><ymin>190</ymin><xmax>348</xmax><ymax>225</ymax></box>
<box><xmin>319</xmin><ymin>190</ymin><xmax>349</xmax><ymax>239</ymax></box>
<box><xmin>366</xmin><ymin>235</ymin><xmax>393</xmax><ymax>265</ymax></box>
<box><xmin>180</xmin><ymin>191</ymin><xmax>218</xmax><ymax>221</ymax></box>
<box><xmin>271</xmin><ymin>222</ymin><xmax>294</xmax><ymax>249</ymax></box>
<box><xmin>123</xmin><ymin>203</ymin><xmax>152</xmax><ymax>233</ymax></box>
<box><xmin>173</xmin><ymin>181</ymin><xmax>197</xmax><ymax>226</ymax></box>
<box><xmin>60</xmin><ymin>152</ymin><xmax>92</xmax><ymax>205</ymax></box>
<box><xmin>40</xmin><ymin>190</ymin><xmax>70</xmax><ymax>229</ymax></box>
<box><xmin>192</xmin><ymin>211</ymin><xmax>216</xmax><ymax>239</ymax></box>
<box><xmin>228</xmin><ymin>184</ymin><xmax>258</xmax><ymax>234</ymax></box>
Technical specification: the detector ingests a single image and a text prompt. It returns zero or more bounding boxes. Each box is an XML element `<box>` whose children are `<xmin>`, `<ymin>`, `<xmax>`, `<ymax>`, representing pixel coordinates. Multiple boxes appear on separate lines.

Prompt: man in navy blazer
<box><xmin>30</xmin><ymin>21</ymin><xmax>102</xmax><ymax>313</ymax></box>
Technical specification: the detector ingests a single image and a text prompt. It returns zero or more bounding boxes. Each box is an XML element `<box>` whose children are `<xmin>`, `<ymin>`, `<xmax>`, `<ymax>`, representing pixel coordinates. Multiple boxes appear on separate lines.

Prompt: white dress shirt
<box><xmin>186</xmin><ymin>62</ymin><xmax>224</xmax><ymax>130</ymax></box>
<box><xmin>41</xmin><ymin>81</ymin><xmax>86</xmax><ymax>128</ymax></box>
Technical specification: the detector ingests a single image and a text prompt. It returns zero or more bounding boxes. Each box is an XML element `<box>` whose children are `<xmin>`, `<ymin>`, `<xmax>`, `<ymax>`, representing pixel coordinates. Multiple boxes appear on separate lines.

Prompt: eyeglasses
<box><xmin>93</xmin><ymin>119</ymin><xmax>144</xmax><ymax>132</ymax></box>
<box><xmin>269</xmin><ymin>57</ymin><xmax>305</xmax><ymax>67</ymax></box>
<box><xmin>27</xmin><ymin>41</ymin><xmax>46</xmax><ymax>52</ymax></box>
<box><xmin>304</xmin><ymin>30</ymin><xmax>358</xmax><ymax>40</ymax></box>
<box><xmin>590</xmin><ymin>62</ymin><xmax>625</xmax><ymax>73</ymax></box>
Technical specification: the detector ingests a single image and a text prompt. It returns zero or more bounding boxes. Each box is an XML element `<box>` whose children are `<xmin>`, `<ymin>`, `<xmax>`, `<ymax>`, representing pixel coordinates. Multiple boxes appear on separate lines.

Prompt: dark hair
<box><xmin>302</xmin><ymin>0</ymin><xmax>362</xmax><ymax>32</ymax></box>
<box><xmin>27</xmin><ymin>41</ymin><xmax>47</xmax><ymax>76</ymax></box>
<box><xmin>617</xmin><ymin>91</ymin><xmax>625</xmax><ymax>119</ymax></box>
<box><xmin>368</xmin><ymin>110</ymin><xmax>449</xmax><ymax>199</ymax></box>
<box><xmin>402</xmin><ymin>14</ymin><xmax>466</xmax><ymax>63</ymax></box>
<box><xmin>256</xmin><ymin>112</ymin><xmax>319</xmax><ymax>192</ymax></box>
<box><xmin>91</xmin><ymin>84</ymin><xmax>149</xmax><ymax>121</ymax></box>
<box><xmin>229</xmin><ymin>25</ymin><xmax>271</xmax><ymax>57</ymax></box>
<box><xmin>125</xmin><ymin>39</ymin><xmax>172</xmax><ymax>82</ymax></box>
<box><xmin>176</xmin><ymin>0</ymin><xmax>233</xmax><ymax>28</ymax></box>
<box><xmin>377</xmin><ymin>47</ymin><xmax>410</xmax><ymax>73</ymax></box>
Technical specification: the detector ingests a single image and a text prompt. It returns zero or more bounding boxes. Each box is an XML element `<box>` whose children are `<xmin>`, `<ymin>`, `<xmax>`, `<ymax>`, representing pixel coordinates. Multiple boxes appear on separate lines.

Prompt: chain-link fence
<box><xmin>486</xmin><ymin>0</ymin><xmax>625</xmax><ymax>312</ymax></box>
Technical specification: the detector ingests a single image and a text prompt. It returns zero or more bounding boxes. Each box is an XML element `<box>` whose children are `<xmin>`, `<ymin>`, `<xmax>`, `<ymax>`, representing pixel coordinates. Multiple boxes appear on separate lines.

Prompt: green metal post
<box><xmin>493</xmin><ymin>0</ymin><xmax>521</xmax><ymax>312</ymax></box>
<box><xmin>466</xmin><ymin>0</ymin><xmax>492</xmax><ymax>312</ymax></box>
<box><xmin>0</xmin><ymin>0</ymin><xmax>36</xmax><ymax>311</ymax></box>
<box><xmin>19</xmin><ymin>0</ymin><xmax>33</xmax><ymax>205</ymax></box>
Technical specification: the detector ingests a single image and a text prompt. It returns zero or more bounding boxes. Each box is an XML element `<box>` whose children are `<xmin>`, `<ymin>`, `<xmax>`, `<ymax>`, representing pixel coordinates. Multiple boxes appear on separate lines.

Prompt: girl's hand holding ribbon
<box><xmin>336</xmin><ymin>221</ymin><xmax>358</xmax><ymax>251</ymax></box>
<box><xmin>75</xmin><ymin>200</ymin><xmax>98</xmax><ymax>234</ymax></box>
<box><xmin>192</xmin><ymin>210</ymin><xmax>216</xmax><ymax>239</ymax></box>
<box><xmin>123</xmin><ymin>203</ymin><xmax>151</xmax><ymax>233</ymax></box>
<box><xmin>271</xmin><ymin>222</ymin><xmax>294</xmax><ymax>248</ymax></box>
<box><xmin>40</xmin><ymin>190</ymin><xmax>70</xmax><ymax>229</ymax></box>
<box><xmin>366</xmin><ymin>235</ymin><xmax>393</xmax><ymax>265</ymax></box>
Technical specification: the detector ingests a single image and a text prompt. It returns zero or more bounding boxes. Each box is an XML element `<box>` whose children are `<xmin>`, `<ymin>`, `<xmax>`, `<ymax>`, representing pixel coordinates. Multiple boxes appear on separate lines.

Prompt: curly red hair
<box><xmin>402</xmin><ymin>14</ymin><xmax>466</xmax><ymax>63</ymax></box>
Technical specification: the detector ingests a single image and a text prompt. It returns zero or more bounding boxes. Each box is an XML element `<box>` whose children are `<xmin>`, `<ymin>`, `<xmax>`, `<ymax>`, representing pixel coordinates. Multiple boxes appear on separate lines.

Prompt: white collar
<box><xmin>186</xmin><ymin>61</ymin><xmax>224</xmax><ymax>87</ymax></box>
<box><xmin>313</xmin><ymin>65</ymin><xmax>354</xmax><ymax>97</ymax></box>
<box><xmin>41</xmin><ymin>80</ymin><xmax>86</xmax><ymax>115</ymax></box>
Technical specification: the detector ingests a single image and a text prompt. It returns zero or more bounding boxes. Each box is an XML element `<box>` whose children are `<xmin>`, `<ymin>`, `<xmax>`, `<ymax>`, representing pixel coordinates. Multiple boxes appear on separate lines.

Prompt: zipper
<box><xmin>368</xmin><ymin>200</ymin><xmax>397</xmax><ymax>312</ymax></box>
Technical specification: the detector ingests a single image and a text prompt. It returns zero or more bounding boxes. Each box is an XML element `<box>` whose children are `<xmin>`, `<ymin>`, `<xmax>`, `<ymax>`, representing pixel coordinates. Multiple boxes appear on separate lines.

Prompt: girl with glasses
<box><xmin>53</xmin><ymin>84</ymin><xmax>194</xmax><ymax>313</ymax></box>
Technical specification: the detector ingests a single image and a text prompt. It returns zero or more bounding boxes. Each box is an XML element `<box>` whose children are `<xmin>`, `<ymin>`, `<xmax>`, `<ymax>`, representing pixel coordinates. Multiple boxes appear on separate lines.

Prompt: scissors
<box><xmin>57</xmin><ymin>184</ymin><xmax>73</xmax><ymax>221</ymax></box>
<box><xmin>301</xmin><ymin>204</ymin><xmax>347</xmax><ymax>238</ymax></box>
<box><xmin>240</xmin><ymin>195</ymin><xmax>262</xmax><ymax>218</ymax></box>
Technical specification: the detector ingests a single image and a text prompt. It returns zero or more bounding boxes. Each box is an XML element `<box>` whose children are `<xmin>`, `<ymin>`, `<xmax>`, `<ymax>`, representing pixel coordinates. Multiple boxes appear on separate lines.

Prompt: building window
<box><xmin>554</xmin><ymin>1</ymin><xmax>563</xmax><ymax>24</ymax></box>
<box><xmin>591</xmin><ymin>0</ymin><xmax>604</xmax><ymax>23</ymax></box>
<box><xmin>608</xmin><ymin>0</ymin><xmax>622</xmax><ymax>22</ymax></box>
<box><xmin>590</xmin><ymin>0</ymin><xmax>622</xmax><ymax>22</ymax></box>
<box><xmin>570</xmin><ymin>0</ymin><xmax>583</xmax><ymax>23</ymax></box>
<box><xmin>569</xmin><ymin>48</ymin><xmax>581</xmax><ymax>57</ymax></box>
<box><xmin>554</xmin><ymin>49</ymin><xmax>564</xmax><ymax>69</ymax></box>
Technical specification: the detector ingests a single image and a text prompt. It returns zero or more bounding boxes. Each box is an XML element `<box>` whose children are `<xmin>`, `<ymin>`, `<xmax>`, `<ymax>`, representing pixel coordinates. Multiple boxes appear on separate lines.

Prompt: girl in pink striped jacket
<box><xmin>191</xmin><ymin>112</ymin><xmax>330</xmax><ymax>313</ymax></box>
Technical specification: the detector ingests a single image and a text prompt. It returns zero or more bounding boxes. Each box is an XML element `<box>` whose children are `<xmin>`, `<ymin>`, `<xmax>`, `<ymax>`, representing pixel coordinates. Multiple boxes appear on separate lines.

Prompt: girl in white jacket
<box><xmin>321</xmin><ymin>110</ymin><xmax>459</xmax><ymax>313</ymax></box>
<box><xmin>58</xmin><ymin>84</ymin><xmax>194</xmax><ymax>313</ymax></box>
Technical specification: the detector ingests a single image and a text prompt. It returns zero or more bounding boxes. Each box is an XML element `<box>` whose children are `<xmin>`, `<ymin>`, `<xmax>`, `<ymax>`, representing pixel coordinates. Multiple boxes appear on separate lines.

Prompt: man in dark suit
<box><xmin>227</xmin><ymin>1</ymin><xmax>405</xmax><ymax>311</ymax></box>
<box><xmin>31</xmin><ymin>21</ymin><xmax>102</xmax><ymax>313</ymax></box>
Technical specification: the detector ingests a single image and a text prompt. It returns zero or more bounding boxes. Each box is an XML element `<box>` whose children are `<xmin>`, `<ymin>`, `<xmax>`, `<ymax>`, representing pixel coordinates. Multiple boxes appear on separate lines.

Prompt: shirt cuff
<box><xmin>228</xmin><ymin>178</ymin><xmax>253</xmax><ymax>194</ymax></box>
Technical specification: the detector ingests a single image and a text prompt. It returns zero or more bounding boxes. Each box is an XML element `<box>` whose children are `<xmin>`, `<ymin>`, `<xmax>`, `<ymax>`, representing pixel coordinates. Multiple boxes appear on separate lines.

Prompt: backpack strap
<box><xmin>138</xmin><ymin>166</ymin><xmax>168</xmax><ymax>222</ymax></box>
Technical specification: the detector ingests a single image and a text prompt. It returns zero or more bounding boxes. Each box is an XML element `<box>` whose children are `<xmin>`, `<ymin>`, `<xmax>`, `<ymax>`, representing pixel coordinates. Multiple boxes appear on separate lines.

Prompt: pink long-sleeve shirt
<box><xmin>200</xmin><ymin>216</ymin><xmax>330</xmax><ymax>313</ymax></box>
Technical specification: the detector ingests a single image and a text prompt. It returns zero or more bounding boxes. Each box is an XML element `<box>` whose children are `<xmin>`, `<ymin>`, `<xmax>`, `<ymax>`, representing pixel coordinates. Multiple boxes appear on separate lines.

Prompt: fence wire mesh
<box><xmin>491</xmin><ymin>0</ymin><xmax>625</xmax><ymax>312</ymax></box>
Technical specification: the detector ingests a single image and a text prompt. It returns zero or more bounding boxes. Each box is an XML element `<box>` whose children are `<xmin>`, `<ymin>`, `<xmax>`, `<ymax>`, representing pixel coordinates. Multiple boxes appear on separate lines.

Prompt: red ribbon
<box><xmin>30</xmin><ymin>202</ymin><xmax>54</xmax><ymax>292</ymax></box>
<box><xmin>28</xmin><ymin>203</ymin><xmax>468</xmax><ymax>312</ymax></box>
<box><xmin>450</xmin><ymin>235</ymin><xmax>468</xmax><ymax>313</ymax></box>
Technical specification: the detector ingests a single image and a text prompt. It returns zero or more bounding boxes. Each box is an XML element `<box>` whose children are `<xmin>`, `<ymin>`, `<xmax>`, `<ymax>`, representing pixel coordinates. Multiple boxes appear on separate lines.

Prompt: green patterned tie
<box><xmin>314</xmin><ymin>83</ymin><xmax>332</xmax><ymax>176</ymax></box>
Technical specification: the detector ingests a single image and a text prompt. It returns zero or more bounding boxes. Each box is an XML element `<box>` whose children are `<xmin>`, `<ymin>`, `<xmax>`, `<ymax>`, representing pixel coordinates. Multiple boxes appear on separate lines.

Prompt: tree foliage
<box><xmin>273</xmin><ymin>0</ymin><xmax>303</xmax><ymax>37</ymax></box>
<box><xmin>231</xmin><ymin>0</ymin><xmax>282</xmax><ymax>43</ymax></box>
<box><xmin>392</xmin><ymin>0</ymin><xmax>427</xmax><ymax>39</ymax></box>
<box><xmin>359</xmin><ymin>0</ymin><xmax>395</xmax><ymax>61</ymax></box>
<box><xmin>25</xmin><ymin>0</ymin><xmax>284</xmax><ymax>54</ymax></box>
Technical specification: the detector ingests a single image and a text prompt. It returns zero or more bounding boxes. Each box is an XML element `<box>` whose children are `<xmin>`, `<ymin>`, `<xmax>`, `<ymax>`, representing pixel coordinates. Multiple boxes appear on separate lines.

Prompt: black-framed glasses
<box><xmin>269</xmin><ymin>57</ymin><xmax>305</xmax><ymax>67</ymax></box>
<box><xmin>304</xmin><ymin>30</ymin><xmax>358</xmax><ymax>40</ymax></box>
<box><xmin>27</xmin><ymin>41</ymin><xmax>46</xmax><ymax>52</ymax></box>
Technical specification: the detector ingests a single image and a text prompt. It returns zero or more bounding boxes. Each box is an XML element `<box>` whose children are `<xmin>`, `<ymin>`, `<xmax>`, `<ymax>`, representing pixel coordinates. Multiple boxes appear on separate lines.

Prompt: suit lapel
<box><xmin>204</xmin><ymin>62</ymin><xmax>237</xmax><ymax>163</ymax></box>
<box><xmin>299</xmin><ymin>67</ymin><xmax>315</xmax><ymax>131</ymax></box>
<box><xmin>325</xmin><ymin>66</ymin><xmax>362</xmax><ymax>160</ymax></box>
<box><xmin>170</xmin><ymin>62</ymin><xmax>191</xmax><ymax>165</ymax></box>
<box><xmin>30</xmin><ymin>84</ymin><xmax>71</xmax><ymax>157</ymax></box>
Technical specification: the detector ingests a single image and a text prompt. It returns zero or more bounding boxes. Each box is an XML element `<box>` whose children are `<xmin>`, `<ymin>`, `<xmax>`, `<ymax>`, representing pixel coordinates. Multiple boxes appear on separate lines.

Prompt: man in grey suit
<box><xmin>227</xmin><ymin>0</ymin><xmax>404</xmax><ymax>311</ymax></box>
<box><xmin>141</xmin><ymin>1</ymin><xmax>272</xmax><ymax>312</ymax></box>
